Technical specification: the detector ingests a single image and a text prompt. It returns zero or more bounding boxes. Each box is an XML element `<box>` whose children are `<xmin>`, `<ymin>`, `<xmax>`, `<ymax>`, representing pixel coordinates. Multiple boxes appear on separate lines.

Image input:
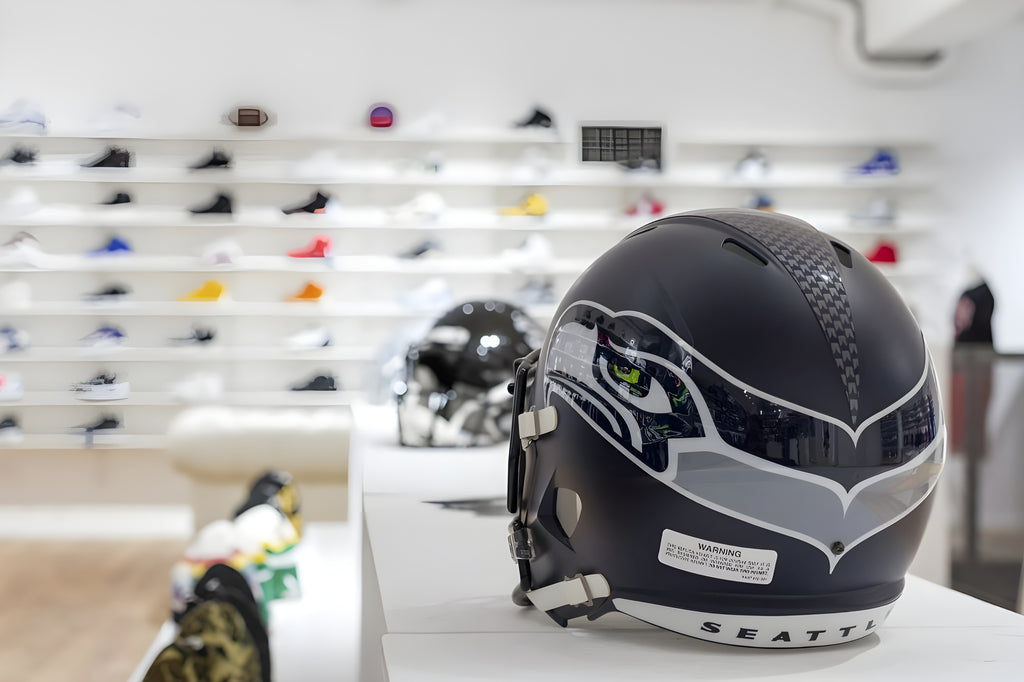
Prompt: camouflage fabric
<box><xmin>143</xmin><ymin>600</ymin><xmax>261</xmax><ymax>682</ymax></box>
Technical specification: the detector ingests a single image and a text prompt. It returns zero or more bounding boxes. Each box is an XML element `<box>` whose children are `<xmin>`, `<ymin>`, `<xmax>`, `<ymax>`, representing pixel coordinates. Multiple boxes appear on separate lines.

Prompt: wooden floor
<box><xmin>0</xmin><ymin>540</ymin><xmax>187</xmax><ymax>682</ymax></box>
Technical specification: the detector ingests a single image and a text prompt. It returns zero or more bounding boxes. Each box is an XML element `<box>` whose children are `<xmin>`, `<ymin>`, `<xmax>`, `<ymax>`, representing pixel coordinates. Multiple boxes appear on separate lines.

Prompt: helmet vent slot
<box><xmin>831</xmin><ymin>242</ymin><xmax>853</xmax><ymax>268</ymax></box>
<box><xmin>722</xmin><ymin>238</ymin><xmax>768</xmax><ymax>267</ymax></box>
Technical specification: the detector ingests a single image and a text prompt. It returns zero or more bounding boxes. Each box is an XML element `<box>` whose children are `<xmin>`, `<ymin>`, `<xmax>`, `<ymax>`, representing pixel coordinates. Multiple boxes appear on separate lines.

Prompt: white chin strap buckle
<box><xmin>518</xmin><ymin>405</ymin><xmax>558</xmax><ymax>451</ymax></box>
<box><xmin>526</xmin><ymin>573</ymin><xmax>610</xmax><ymax>613</ymax></box>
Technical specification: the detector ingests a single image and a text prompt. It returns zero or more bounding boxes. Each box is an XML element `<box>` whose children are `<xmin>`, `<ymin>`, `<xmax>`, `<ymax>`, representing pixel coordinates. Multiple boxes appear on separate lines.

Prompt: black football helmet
<box><xmin>507</xmin><ymin>209</ymin><xmax>944</xmax><ymax>648</ymax></box>
<box><xmin>396</xmin><ymin>300</ymin><xmax>544</xmax><ymax>447</ymax></box>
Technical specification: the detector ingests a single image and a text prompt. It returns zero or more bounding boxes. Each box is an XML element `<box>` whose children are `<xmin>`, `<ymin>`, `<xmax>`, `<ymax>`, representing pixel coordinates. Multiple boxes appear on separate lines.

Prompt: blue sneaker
<box><xmin>88</xmin><ymin>236</ymin><xmax>133</xmax><ymax>257</ymax></box>
<box><xmin>80</xmin><ymin>326</ymin><xmax>126</xmax><ymax>349</ymax></box>
<box><xmin>0</xmin><ymin>326</ymin><xmax>29</xmax><ymax>354</ymax></box>
<box><xmin>849</xmin><ymin>148</ymin><xmax>899</xmax><ymax>176</ymax></box>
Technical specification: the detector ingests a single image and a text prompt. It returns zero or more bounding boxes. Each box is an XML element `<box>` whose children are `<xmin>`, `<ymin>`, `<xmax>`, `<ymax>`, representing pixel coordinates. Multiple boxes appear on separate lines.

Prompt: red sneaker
<box><xmin>287</xmin><ymin>235</ymin><xmax>333</xmax><ymax>258</ymax></box>
<box><xmin>866</xmin><ymin>240</ymin><xmax>898</xmax><ymax>264</ymax></box>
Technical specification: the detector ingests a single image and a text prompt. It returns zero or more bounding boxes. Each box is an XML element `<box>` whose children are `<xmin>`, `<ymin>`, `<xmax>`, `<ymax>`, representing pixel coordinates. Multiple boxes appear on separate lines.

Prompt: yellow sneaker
<box><xmin>500</xmin><ymin>193</ymin><xmax>548</xmax><ymax>217</ymax></box>
<box><xmin>178</xmin><ymin>280</ymin><xmax>225</xmax><ymax>302</ymax></box>
<box><xmin>285</xmin><ymin>281</ymin><xmax>324</xmax><ymax>302</ymax></box>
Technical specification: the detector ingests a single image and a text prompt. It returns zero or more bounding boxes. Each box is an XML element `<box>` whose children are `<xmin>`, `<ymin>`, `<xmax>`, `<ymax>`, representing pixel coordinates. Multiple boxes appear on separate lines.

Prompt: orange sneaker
<box><xmin>285</xmin><ymin>281</ymin><xmax>324</xmax><ymax>302</ymax></box>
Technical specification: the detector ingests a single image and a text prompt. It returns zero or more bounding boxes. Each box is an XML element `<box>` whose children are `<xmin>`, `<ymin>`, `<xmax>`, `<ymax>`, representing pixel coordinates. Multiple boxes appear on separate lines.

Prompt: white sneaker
<box><xmin>391</xmin><ymin>191</ymin><xmax>445</xmax><ymax>223</ymax></box>
<box><xmin>199</xmin><ymin>238</ymin><xmax>244</xmax><ymax>266</ymax></box>
<box><xmin>0</xmin><ymin>100</ymin><xmax>47</xmax><ymax>134</ymax></box>
<box><xmin>0</xmin><ymin>231</ymin><xmax>43</xmax><ymax>267</ymax></box>
<box><xmin>734</xmin><ymin>149</ymin><xmax>770</xmax><ymax>180</ymax></box>
<box><xmin>851</xmin><ymin>197</ymin><xmax>897</xmax><ymax>223</ymax></box>
<box><xmin>286</xmin><ymin>326</ymin><xmax>333</xmax><ymax>350</ymax></box>
<box><xmin>0</xmin><ymin>374</ymin><xmax>23</xmax><ymax>401</ymax></box>
<box><xmin>70</xmin><ymin>373</ymin><xmax>130</xmax><ymax>401</ymax></box>
<box><xmin>2</xmin><ymin>188</ymin><xmax>41</xmax><ymax>218</ymax></box>
<box><xmin>396</xmin><ymin>277</ymin><xmax>454</xmax><ymax>311</ymax></box>
<box><xmin>502</xmin><ymin>234</ymin><xmax>554</xmax><ymax>270</ymax></box>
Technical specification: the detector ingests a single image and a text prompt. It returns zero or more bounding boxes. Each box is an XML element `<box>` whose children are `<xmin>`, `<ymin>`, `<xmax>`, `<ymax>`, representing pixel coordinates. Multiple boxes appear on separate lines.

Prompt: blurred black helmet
<box><xmin>506</xmin><ymin>209</ymin><xmax>944</xmax><ymax>648</ymax></box>
<box><xmin>396</xmin><ymin>300</ymin><xmax>544</xmax><ymax>446</ymax></box>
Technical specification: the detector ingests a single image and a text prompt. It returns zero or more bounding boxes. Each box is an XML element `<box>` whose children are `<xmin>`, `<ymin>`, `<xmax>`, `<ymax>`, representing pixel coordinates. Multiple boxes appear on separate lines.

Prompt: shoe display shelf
<box><xmin>0</xmin><ymin>129</ymin><xmax>941</xmax><ymax>451</ymax></box>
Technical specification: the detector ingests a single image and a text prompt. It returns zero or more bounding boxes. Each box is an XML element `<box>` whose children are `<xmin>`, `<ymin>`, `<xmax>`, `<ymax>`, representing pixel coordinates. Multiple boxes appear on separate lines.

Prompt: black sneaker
<box><xmin>398</xmin><ymin>239</ymin><xmax>442</xmax><ymax>259</ymax></box>
<box><xmin>0</xmin><ymin>415</ymin><xmax>21</xmax><ymax>443</ymax></box>
<box><xmin>281</xmin><ymin>191</ymin><xmax>330</xmax><ymax>215</ymax></box>
<box><xmin>100</xmin><ymin>191</ymin><xmax>132</xmax><ymax>205</ymax></box>
<box><xmin>514</xmin><ymin>107</ymin><xmax>554</xmax><ymax>129</ymax></box>
<box><xmin>190</xmin><ymin>193</ymin><xmax>233</xmax><ymax>215</ymax></box>
<box><xmin>290</xmin><ymin>374</ymin><xmax>337</xmax><ymax>391</ymax></box>
<box><xmin>190</xmin><ymin>149</ymin><xmax>231</xmax><ymax>170</ymax></box>
<box><xmin>81</xmin><ymin>146</ymin><xmax>132</xmax><ymax>169</ymax></box>
<box><xmin>3</xmin><ymin>147</ymin><xmax>36</xmax><ymax>165</ymax></box>
<box><xmin>71</xmin><ymin>414</ymin><xmax>122</xmax><ymax>433</ymax></box>
<box><xmin>170</xmin><ymin>327</ymin><xmax>215</xmax><ymax>345</ymax></box>
<box><xmin>83</xmin><ymin>284</ymin><xmax>132</xmax><ymax>302</ymax></box>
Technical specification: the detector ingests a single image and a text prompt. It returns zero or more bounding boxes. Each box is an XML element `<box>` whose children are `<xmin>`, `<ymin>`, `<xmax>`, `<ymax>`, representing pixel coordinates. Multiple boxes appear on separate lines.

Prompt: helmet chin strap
<box><xmin>524</xmin><ymin>573</ymin><xmax>611</xmax><ymax>614</ymax></box>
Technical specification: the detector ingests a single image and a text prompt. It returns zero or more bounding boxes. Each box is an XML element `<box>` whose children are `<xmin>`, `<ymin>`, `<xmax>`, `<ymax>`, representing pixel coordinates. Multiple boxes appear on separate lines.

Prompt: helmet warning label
<box><xmin>658</xmin><ymin>529</ymin><xmax>777</xmax><ymax>585</ymax></box>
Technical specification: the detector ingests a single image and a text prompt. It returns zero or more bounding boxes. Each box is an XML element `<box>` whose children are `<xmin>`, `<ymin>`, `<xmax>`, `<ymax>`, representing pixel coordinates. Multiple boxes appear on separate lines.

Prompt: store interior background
<box><xmin>2</xmin><ymin>0</ymin><xmax>1024</xmax><ymax>677</ymax></box>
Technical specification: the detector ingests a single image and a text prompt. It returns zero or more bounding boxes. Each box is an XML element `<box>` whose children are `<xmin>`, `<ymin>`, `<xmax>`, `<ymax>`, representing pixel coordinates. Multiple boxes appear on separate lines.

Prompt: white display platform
<box><xmin>356</xmin><ymin>406</ymin><xmax>1024</xmax><ymax>682</ymax></box>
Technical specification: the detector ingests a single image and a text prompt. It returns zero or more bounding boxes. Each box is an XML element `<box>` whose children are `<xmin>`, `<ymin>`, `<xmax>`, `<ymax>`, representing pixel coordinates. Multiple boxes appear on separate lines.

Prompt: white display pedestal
<box><xmin>356</xmin><ymin>406</ymin><xmax>1024</xmax><ymax>682</ymax></box>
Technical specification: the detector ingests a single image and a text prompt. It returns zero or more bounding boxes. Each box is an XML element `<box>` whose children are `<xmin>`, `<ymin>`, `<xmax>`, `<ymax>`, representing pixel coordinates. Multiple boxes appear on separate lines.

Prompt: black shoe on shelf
<box><xmin>83</xmin><ymin>284</ymin><xmax>132</xmax><ymax>302</ymax></box>
<box><xmin>189</xmin><ymin>193</ymin><xmax>233</xmax><ymax>215</ymax></box>
<box><xmin>514</xmin><ymin>107</ymin><xmax>554</xmax><ymax>129</ymax></box>
<box><xmin>189</xmin><ymin>149</ymin><xmax>231</xmax><ymax>170</ymax></box>
<box><xmin>0</xmin><ymin>415</ymin><xmax>19</xmax><ymax>431</ymax></box>
<box><xmin>281</xmin><ymin>191</ymin><xmax>329</xmax><ymax>215</ymax></box>
<box><xmin>4</xmin><ymin>147</ymin><xmax>36</xmax><ymax>165</ymax></box>
<box><xmin>72</xmin><ymin>414</ymin><xmax>122</xmax><ymax>433</ymax></box>
<box><xmin>81</xmin><ymin>147</ymin><xmax>132</xmax><ymax>169</ymax></box>
<box><xmin>291</xmin><ymin>374</ymin><xmax>337</xmax><ymax>391</ymax></box>
<box><xmin>170</xmin><ymin>327</ymin><xmax>216</xmax><ymax>345</ymax></box>
<box><xmin>100</xmin><ymin>191</ymin><xmax>132</xmax><ymax>206</ymax></box>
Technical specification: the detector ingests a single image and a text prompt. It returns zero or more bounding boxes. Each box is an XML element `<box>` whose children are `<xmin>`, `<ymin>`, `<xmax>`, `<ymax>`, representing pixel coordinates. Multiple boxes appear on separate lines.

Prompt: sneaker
<box><xmin>848</xmin><ymin>148</ymin><xmax>899</xmax><ymax>176</ymax></box>
<box><xmin>189</xmin><ymin>193</ymin><xmax>233</xmax><ymax>215</ymax></box>
<box><xmin>281</xmin><ymin>191</ymin><xmax>336</xmax><ymax>215</ymax></box>
<box><xmin>0</xmin><ymin>231</ymin><xmax>43</xmax><ymax>266</ymax></box>
<box><xmin>70</xmin><ymin>414</ymin><xmax>122</xmax><ymax>433</ymax></box>
<box><xmin>0</xmin><ymin>100</ymin><xmax>46</xmax><ymax>134</ymax></box>
<box><xmin>189</xmin><ymin>148</ymin><xmax>231</xmax><ymax>170</ymax></box>
<box><xmin>200</xmin><ymin>238</ymin><xmax>243</xmax><ymax>266</ymax></box>
<box><xmin>396</xmin><ymin>277</ymin><xmax>453</xmax><ymax>310</ymax></box>
<box><xmin>169</xmin><ymin>372</ymin><xmax>225</xmax><ymax>403</ymax></box>
<box><xmin>500</xmin><ymin>193</ymin><xmax>548</xmax><ymax>217</ymax></box>
<box><xmin>80</xmin><ymin>147</ymin><xmax>132</xmax><ymax>169</ymax></box>
<box><xmin>284</xmin><ymin>281</ymin><xmax>324</xmax><ymax>302</ymax></box>
<box><xmin>0</xmin><ymin>416</ymin><xmax>23</xmax><ymax>445</ymax></box>
<box><xmin>0</xmin><ymin>326</ymin><xmax>29</xmax><ymax>354</ymax></box>
<box><xmin>851</xmin><ymin>196</ymin><xmax>897</xmax><ymax>223</ymax></box>
<box><xmin>514</xmin><ymin>107</ymin><xmax>554</xmax><ymax>129</ymax></box>
<box><xmin>234</xmin><ymin>469</ymin><xmax>303</xmax><ymax>539</ymax></box>
<box><xmin>368</xmin><ymin>103</ymin><xmax>395</xmax><ymax>128</ymax></box>
<box><xmin>83</xmin><ymin>284</ymin><xmax>131</xmax><ymax>302</ymax></box>
<box><xmin>391</xmin><ymin>192</ymin><xmax>445</xmax><ymax>222</ymax></box>
<box><xmin>1</xmin><ymin>188</ymin><xmax>41</xmax><ymax>218</ymax></box>
<box><xmin>866</xmin><ymin>240</ymin><xmax>899</xmax><ymax>264</ymax></box>
<box><xmin>624</xmin><ymin>194</ymin><xmax>665</xmax><ymax>217</ymax></box>
<box><xmin>178</xmin><ymin>280</ymin><xmax>226</xmax><ymax>302</ymax></box>
<box><xmin>514</xmin><ymin>276</ymin><xmax>557</xmax><ymax>305</ymax></box>
<box><xmin>397</xmin><ymin>239</ymin><xmax>442</xmax><ymax>259</ymax></box>
<box><xmin>71</xmin><ymin>373</ymin><xmax>130</xmax><ymax>401</ymax></box>
<box><xmin>0</xmin><ymin>374</ymin><xmax>24</xmax><ymax>401</ymax></box>
<box><xmin>100</xmin><ymin>191</ymin><xmax>132</xmax><ymax>206</ymax></box>
<box><xmin>286</xmin><ymin>234</ymin><xmax>333</xmax><ymax>258</ymax></box>
<box><xmin>285</xmin><ymin>326</ymin><xmax>332</xmax><ymax>349</ymax></box>
<box><xmin>743</xmin><ymin>193</ymin><xmax>775</xmax><ymax>211</ymax></box>
<box><xmin>290</xmin><ymin>373</ymin><xmax>337</xmax><ymax>391</ymax></box>
<box><xmin>2</xmin><ymin>147</ymin><xmax>36</xmax><ymax>165</ymax></box>
<box><xmin>734</xmin><ymin>149</ymin><xmax>770</xmax><ymax>180</ymax></box>
<box><xmin>502</xmin><ymin>234</ymin><xmax>554</xmax><ymax>269</ymax></box>
<box><xmin>87</xmin><ymin>236</ymin><xmax>133</xmax><ymax>257</ymax></box>
<box><xmin>79</xmin><ymin>326</ymin><xmax>126</xmax><ymax>349</ymax></box>
<box><xmin>170</xmin><ymin>326</ymin><xmax>216</xmax><ymax>345</ymax></box>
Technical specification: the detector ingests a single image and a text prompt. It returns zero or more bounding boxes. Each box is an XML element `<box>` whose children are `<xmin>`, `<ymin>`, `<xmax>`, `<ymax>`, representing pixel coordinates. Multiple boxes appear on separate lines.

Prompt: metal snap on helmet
<box><xmin>396</xmin><ymin>300</ymin><xmax>543</xmax><ymax>447</ymax></box>
<box><xmin>506</xmin><ymin>208</ymin><xmax>944</xmax><ymax>648</ymax></box>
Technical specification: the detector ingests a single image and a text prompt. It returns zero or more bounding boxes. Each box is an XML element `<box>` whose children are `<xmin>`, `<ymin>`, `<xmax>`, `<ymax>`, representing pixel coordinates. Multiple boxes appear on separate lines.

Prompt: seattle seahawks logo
<box><xmin>543</xmin><ymin>301</ymin><xmax>944</xmax><ymax>571</ymax></box>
